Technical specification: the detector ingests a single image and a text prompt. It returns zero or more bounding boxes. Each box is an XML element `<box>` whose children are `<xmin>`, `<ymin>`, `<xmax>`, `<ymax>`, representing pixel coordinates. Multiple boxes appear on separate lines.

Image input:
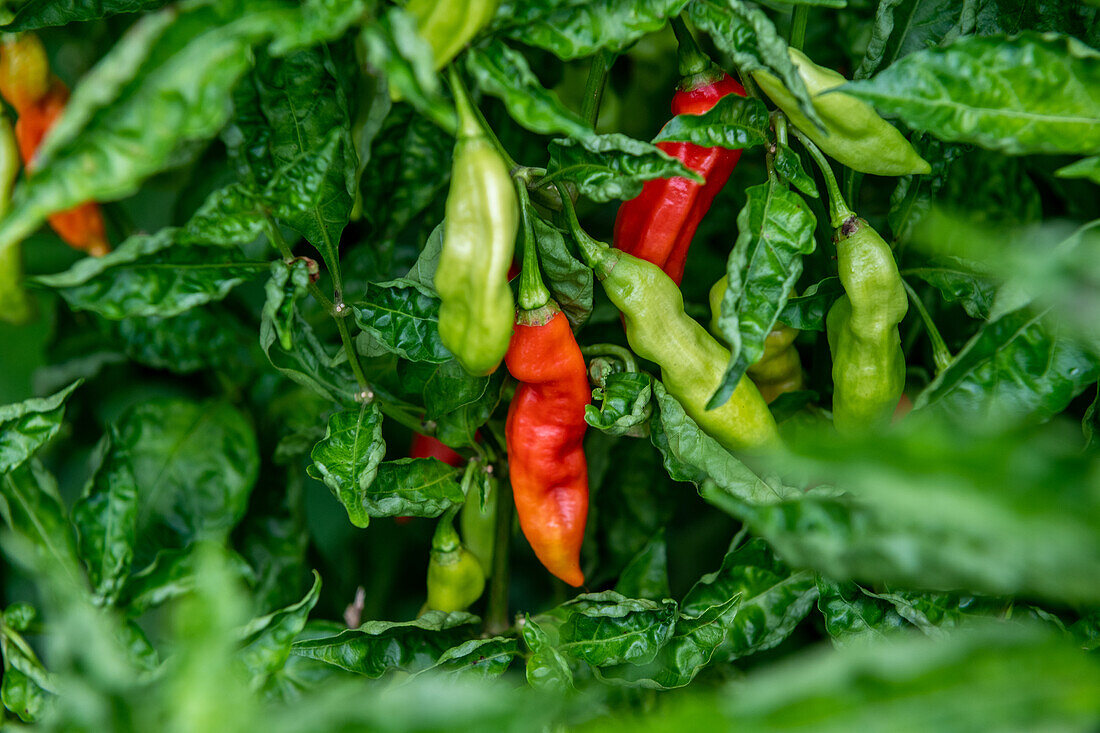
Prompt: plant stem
<box><xmin>579</xmin><ymin>343</ymin><xmax>637</xmax><ymax>373</ymax></box>
<box><xmin>485</xmin><ymin>471</ymin><xmax>514</xmax><ymax>635</ymax></box>
<box><xmin>515</xmin><ymin>182</ymin><xmax>550</xmax><ymax>310</ymax></box>
<box><xmin>333</xmin><ymin>311</ymin><xmax>370</xmax><ymax>391</ymax></box>
<box><xmin>580</xmin><ymin>50</ymin><xmax>613</xmax><ymax>129</ymax></box>
<box><xmin>669</xmin><ymin>15</ymin><xmax>709</xmax><ymax>78</ymax></box>
<box><xmin>449</xmin><ymin>65</ymin><xmax>518</xmax><ymax>169</ymax></box>
<box><xmin>902</xmin><ymin>279</ymin><xmax>953</xmax><ymax>374</ymax></box>
<box><xmin>789</xmin><ymin>6</ymin><xmax>809</xmax><ymax>50</ymax></box>
<box><xmin>791</xmin><ymin>128</ymin><xmax>854</xmax><ymax>228</ymax></box>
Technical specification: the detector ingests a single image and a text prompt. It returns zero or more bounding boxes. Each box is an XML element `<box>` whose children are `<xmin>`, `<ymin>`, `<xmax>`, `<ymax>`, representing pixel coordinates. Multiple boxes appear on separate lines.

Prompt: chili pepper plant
<box><xmin>0</xmin><ymin>1</ymin><xmax>1099</xmax><ymax>730</ymax></box>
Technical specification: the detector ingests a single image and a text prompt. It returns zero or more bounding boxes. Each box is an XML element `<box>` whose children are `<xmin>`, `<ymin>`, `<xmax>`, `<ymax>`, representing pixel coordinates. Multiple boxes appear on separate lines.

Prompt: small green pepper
<box><xmin>426</xmin><ymin>506</ymin><xmax>486</xmax><ymax>613</ymax></box>
<box><xmin>406</xmin><ymin>0</ymin><xmax>499</xmax><ymax>70</ymax></box>
<box><xmin>752</xmin><ymin>48</ymin><xmax>930</xmax><ymax>177</ymax></box>
<box><xmin>560</xmin><ymin>190</ymin><xmax>777</xmax><ymax>453</ymax></box>
<box><xmin>459</xmin><ymin>475</ymin><xmax>496</xmax><ymax>576</ymax></box>
<box><xmin>827</xmin><ymin>216</ymin><xmax>908</xmax><ymax>434</ymax></box>
<box><xmin>434</xmin><ymin>69</ymin><xmax>518</xmax><ymax>376</ymax></box>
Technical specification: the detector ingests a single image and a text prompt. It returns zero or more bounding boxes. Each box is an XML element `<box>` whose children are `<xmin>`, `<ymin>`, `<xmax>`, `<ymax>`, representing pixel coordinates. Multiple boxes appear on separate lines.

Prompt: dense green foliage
<box><xmin>0</xmin><ymin>0</ymin><xmax>1099</xmax><ymax>730</ymax></box>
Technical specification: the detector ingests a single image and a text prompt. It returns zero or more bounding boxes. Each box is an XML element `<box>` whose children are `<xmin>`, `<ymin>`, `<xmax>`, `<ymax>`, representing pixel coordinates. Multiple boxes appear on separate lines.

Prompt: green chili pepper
<box><xmin>435</xmin><ymin>69</ymin><xmax>518</xmax><ymax>376</ymax></box>
<box><xmin>426</xmin><ymin>506</ymin><xmax>486</xmax><ymax>613</ymax></box>
<box><xmin>559</xmin><ymin>188</ymin><xmax>777</xmax><ymax>453</ymax></box>
<box><xmin>406</xmin><ymin>0</ymin><xmax>499</xmax><ymax>70</ymax></box>
<box><xmin>459</xmin><ymin>470</ymin><xmax>496</xmax><ymax>576</ymax></box>
<box><xmin>827</xmin><ymin>215</ymin><xmax>908</xmax><ymax>434</ymax></box>
<box><xmin>0</xmin><ymin>113</ymin><xmax>31</xmax><ymax>325</ymax></box>
<box><xmin>752</xmin><ymin>49</ymin><xmax>930</xmax><ymax>177</ymax></box>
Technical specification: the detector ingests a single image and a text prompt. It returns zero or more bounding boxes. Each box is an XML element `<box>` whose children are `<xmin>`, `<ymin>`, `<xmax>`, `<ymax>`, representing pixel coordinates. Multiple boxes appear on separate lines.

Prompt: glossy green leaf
<box><xmin>290</xmin><ymin>611</ymin><xmax>478</xmax><ymax>677</ymax></box>
<box><xmin>688</xmin><ymin>0</ymin><xmax>823</xmax><ymax>129</ymax></box>
<box><xmin>522</xmin><ymin>614</ymin><xmax>574</xmax><ymax>692</ymax></box>
<box><xmin>852</xmin><ymin>0</ymin><xmax>960</xmax><ymax>80</ymax></box>
<box><xmin>0</xmin><ymin>380</ymin><xmax>80</xmax><ymax>473</ymax></box>
<box><xmin>906</xmin><ymin>260</ymin><xmax>997</xmax><ymax>320</ymax></box>
<box><xmin>556</xmin><ymin>592</ymin><xmax>677</xmax><ymax>667</ymax></box>
<box><xmin>0</xmin><ymin>0</ymin><xmax>365</xmax><ymax>255</ymax></box>
<box><xmin>238</xmin><ymin>571</ymin><xmax>321</xmax><ymax>687</ymax></box>
<box><xmin>358</xmin><ymin>8</ymin><xmax>455</xmax><ymax>134</ymax></box>
<box><xmin>495</xmin><ymin>0</ymin><xmax>690</xmax><ymax>60</ymax></box>
<box><xmin>531</xmin><ymin>215</ymin><xmax>593</xmax><ymax>327</ymax></box>
<box><xmin>352</xmin><ymin>279</ymin><xmax>451</xmax><ymax>364</ymax></box>
<box><xmin>596</xmin><ymin>439</ymin><xmax>674</xmax><ymax>581</ymax></box>
<box><xmin>614</xmin><ymin>531</ymin><xmax>670</xmax><ymax>602</ymax></box>
<box><xmin>710</xmin><ymin>181</ymin><xmax>816</xmax><ymax>409</ymax></box>
<box><xmin>399</xmin><ymin>360</ymin><xmax>503</xmax><ymax>449</ymax></box>
<box><xmin>652</xmin><ymin>94</ymin><xmax>769</xmax><ymax>150</ymax></box>
<box><xmin>816</xmin><ymin>576</ymin><xmax>908</xmax><ymax>645</ymax></box>
<box><xmin>777</xmin><ymin>276</ymin><xmax>843</xmax><ymax>331</ymax></box>
<box><xmin>260</xmin><ymin>260</ymin><xmax>359</xmax><ymax>405</ymax></box>
<box><xmin>547</xmin><ymin>133</ymin><xmax>702</xmax><ymax>203</ymax></box>
<box><xmin>772</xmin><ymin>142</ymin><xmax>819</xmax><ymax>198</ymax></box>
<box><xmin>108</xmin><ymin>306</ymin><xmax>255</xmax><ymax>375</ymax></box>
<box><xmin>844</xmin><ymin>33</ymin><xmax>1100</xmax><ymax>155</ymax></box>
<box><xmin>342</xmin><ymin>457</ymin><xmax>466</xmax><ymax>519</ymax></box>
<box><xmin>585</xmin><ymin>371</ymin><xmax>652</xmax><ymax>436</ymax></box>
<box><xmin>1</xmin><ymin>0</ymin><xmax>170</xmax><ymax>30</ymax></box>
<box><xmin>0</xmin><ymin>460</ymin><xmax>83</xmax><ymax>586</ymax></box>
<box><xmin>1056</xmin><ymin>156</ymin><xmax>1100</xmax><ymax>185</ymax></box>
<box><xmin>117</xmin><ymin>543</ymin><xmax>256</xmax><ymax>615</ymax></box>
<box><xmin>308</xmin><ymin>403</ymin><xmax>386</xmax><ymax>529</ymax></box>
<box><xmin>914</xmin><ymin>309</ymin><xmax>1100</xmax><ymax>424</ymax></box>
<box><xmin>413</xmin><ymin>637</ymin><xmax>519</xmax><ymax>681</ymax></box>
<box><xmin>32</xmin><ymin>230</ymin><xmax>268</xmax><ymax>320</ymax></box>
<box><xmin>466</xmin><ymin>41</ymin><xmax>593</xmax><ymax>139</ymax></box>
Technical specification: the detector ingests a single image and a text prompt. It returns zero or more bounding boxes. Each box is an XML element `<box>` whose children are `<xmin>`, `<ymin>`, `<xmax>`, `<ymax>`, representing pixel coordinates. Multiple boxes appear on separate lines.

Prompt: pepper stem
<box><xmin>670</xmin><ymin>15</ymin><xmax>709</xmax><ymax>78</ymax></box>
<box><xmin>554</xmin><ymin>181</ymin><xmax>608</xmax><ymax>269</ymax></box>
<box><xmin>446</xmin><ymin>66</ymin><xmax>481</xmax><ymax>139</ymax></box>
<box><xmin>902</xmin><ymin>279</ymin><xmax>953</xmax><ymax>374</ymax></box>
<box><xmin>791</xmin><ymin>128</ymin><xmax>854</xmax><ymax>228</ymax></box>
<box><xmin>581</xmin><ymin>50</ymin><xmax>613</xmax><ymax>129</ymax></box>
<box><xmin>579</xmin><ymin>343</ymin><xmax>638</xmax><ymax>373</ymax></box>
<box><xmin>789</xmin><ymin>6</ymin><xmax>809</xmax><ymax>51</ymax></box>
<box><xmin>432</xmin><ymin>505</ymin><xmax>462</xmax><ymax>554</ymax></box>
<box><xmin>515</xmin><ymin>183</ymin><xmax>551</xmax><ymax>311</ymax></box>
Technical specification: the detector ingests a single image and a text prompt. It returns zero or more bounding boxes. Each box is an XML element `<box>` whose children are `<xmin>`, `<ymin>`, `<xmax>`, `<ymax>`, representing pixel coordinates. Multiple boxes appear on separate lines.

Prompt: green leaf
<box><xmin>522</xmin><ymin>614</ymin><xmax>574</xmax><ymax>692</ymax></box>
<box><xmin>652</xmin><ymin>94</ymin><xmax>770</xmax><ymax>150</ymax></box>
<box><xmin>495</xmin><ymin>0</ymin><xmax>691</xmax><ymax>60</ymax></box>
<box><xmin>844</xmin><ymin>33</ymin><xmax>1100</xmax><ymax>155</ymax></box>
<box><xmin>290</xmin><ymin>611</ymin><xmax>478</xmax><ymax>677</ymax></box>
<box><xmin>117</xmin><ymin>543</ymin><xmax>256</xmax><ymax>615</ymax></box>
<box><xmin>596</xmin><ymin>439</ymin><xmax>675</xmax><ymax>580</ymax></box>
<box><xmin>772</xmin><ymin>142</ymin><xmax>818</xmax><ymax>198</ymax></box>
<box><xmin>412</xmin><ymin>637</ymin><xmax>520</xmax><ymax>681</ymax></box>
<box><xmin>0</xmin><ymin>380</ymin><xmax>80</xmax><ymax>474</ymax></box>
<box><xmin>614</xmin><ymin>531</ymin><xmax>670</xmax><ymax>602</ymax></box>
<box><xmin>556</xmin><ymin>592</ymin><xmax>678</xmax><ymax>667</ymax></box>
<box><xmin>688</xmin><ymin>0</ymin><xmax>823</xmax><ymax>129</ymax></box>
<box><xmin>32</xmin><ymin>230</ymin><xmax>268</xmax><ymax>320</ymax></box>
<box><xmin>260</xmin><ymin>259</ymin><xmax>359</xmax><ymax>405</ymax></box>
<box><xmin>530</xmin><ymin>215</ymin><xmax>593</xmax><ymax>327</ymax></box>
<box><xmin>466</xmin><ymin>41</ymin><xmax>593</xmax><ymax>140</ymax></box>
<box><xmin>0</xmin><ymin>461</ymin><xmax>83</xmax><ymax>587</ymax></box>
<box><xmin>650</xmin><ymin>381</ymin><xmax>798</xmax><ymax>506</ymax></box>
<box><xmin>710</xmin><ymin>181</ymin><xmax>816</xmax><ymax>409</ymax></box>
<box><xmin>358</xmin><ymin>8</ymin><xmax>455</xmax><ymax>134</ymax></box>
<box><xmin>352</xmin><ymin>279</ymin><xmax>451</xmax><ymax>364</ymax></box>
<box><xmin>852</xmin><ymin>0</ymin><xmax>958</xmax><ymax>80</ymax></box>
<box><xmin>816</xmin><ymin>576</ymin><xmax>908</xmax><ymax>645</ymax></box>
<box><xmin>585</xmin><ymin>371</ymin><xmax>653</xmax><ymax>436</ymax></box>
<box><xmin>547</xmin><ymin>133</ymin><xmax>703</xmax><ymax>203</ymax></box>
<box><xmin>914</xmin><ymin>309</ymin><xmax>1100</xmax><ymax>424</ymax></box>
<box><xmin>777</xmin><ymin>276</ymin><xmax>843</xmax><ymax>331</ymax></box>
<box><xmin>108</xmin><ymin>307</ymin><xmax>255</xmax><ymax>375</ymax></box>
<box><xmin>238</xmin><ymin>571</ymin><xmax>321</xmax><ymax>689</ymax></box>
<box><xmin>1</xmin><ymin>0</ymin><xmax>170</xmax><ymax>31</ymax></box>
<box><xmin>308</xmin><ymin>403</ymin><xmax>386</xmax><ymax>529</ymax></box>
<box><xmin>0</xmin><ymin>0</ymin><xmax>365</xmax><ymax>255</ymax></box>
<box><xmin>104</xmin><ymin>398</ymin><xmax>259</xmax><ymax>557</ymax></box>
<box><xmin>72</xmin><ymin>431</ymin><xmax>138</xmax><ymax>604</ymax></box>
<box><xmin>399</xmin><ymin>360</ymin><xmax>503</xmax><ymax>449</ymax></box>
<box><xmin>1056</xmin><ymin>156</ymin><xmax>1100</xmax><ymax>185</ymax></box>
<box><xmin>336</xmin><ymin>457</ymin><xmax>466</xmax><ymax>519</ymax></box>
<box><xmin>906</xmin><ymin>260</ymin><xmax>997</xmax><ymax>320</ymax></box>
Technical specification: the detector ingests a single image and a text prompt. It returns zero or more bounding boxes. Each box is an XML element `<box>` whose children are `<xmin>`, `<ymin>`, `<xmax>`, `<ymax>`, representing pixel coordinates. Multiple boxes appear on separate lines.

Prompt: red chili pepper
<box><xmin>506</xmin><ymin>303</ymin><xmax>590</xmax><ymax>587</ymax></box>
<box><xmin>409</xmin><ymin>432</ymin><xmax>465</xmax><ymax>466</ymax></box>
<box><xmin>612</xmin><ymin>21</ymin><xmax>744</xmax><ymax>285</ymax></box>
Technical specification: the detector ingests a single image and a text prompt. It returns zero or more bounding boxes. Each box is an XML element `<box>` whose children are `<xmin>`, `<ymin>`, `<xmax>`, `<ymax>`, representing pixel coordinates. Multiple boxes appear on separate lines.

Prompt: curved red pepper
<box><xmin>612</xmin><ymin>73</ymin><xmax>745</xmax><ymax>285</ymax></box>
<box><xmin>505</xmin><ymin>304</ymin><xmax>589</xmax><ymax>587</ymax></box>
<box><xmin>409</xmin><ymin>432</ymin><xmax>464</xmax><ymax>466</ymax></box>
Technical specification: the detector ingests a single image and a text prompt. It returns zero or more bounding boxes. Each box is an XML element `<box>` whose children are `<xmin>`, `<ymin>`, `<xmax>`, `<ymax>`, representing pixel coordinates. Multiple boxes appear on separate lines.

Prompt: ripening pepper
<box><xmin>505</xmin><ymin>207</ymin><xmax>590</xmax><ymax>586</ymax></box>
<box><xmin>434</xmin><ymin>68</ymin><xmax>517</xmax><ymax>376</ymax></box>
<box><xmin>751</xmin><ymin>48</ymin><xmax>930</xmax><ymax>177</ymax></box>
<box><xmin>0</xmin><ymin>33</ymin><xmax>110</xmax><ymax>257</ymax></box>
<box><xmin>613</xmin><ymin>19</ymin><xmax>745</xmax><ymax>285</ymax></box>
<box><xmin>0</xmin><ymin>113</ymin><xmax>31</xmax><ymax>324</ymax></box>
<box><xmin>562</xmin><ymin>191</ymin><xmax>777</xmax><ymax>453</ymax></box>
<box><xmin>425</xmin><ymin>506</ymin><xmax>486</xmax><ymax>612</ymax></box>
<box><xmin>406</xmin><ymin>0</ymin><xmax>499</xmax><ymax>70</ymax></box>
<box><xmin>827</xmin><ymin>215</ymin><xmax>907</xmax><ymax>434</ymax></box>
<box><xmin>708</xmin><ymin>275</ymin><xmax>803</xmax><ymax>403</ymax></box>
